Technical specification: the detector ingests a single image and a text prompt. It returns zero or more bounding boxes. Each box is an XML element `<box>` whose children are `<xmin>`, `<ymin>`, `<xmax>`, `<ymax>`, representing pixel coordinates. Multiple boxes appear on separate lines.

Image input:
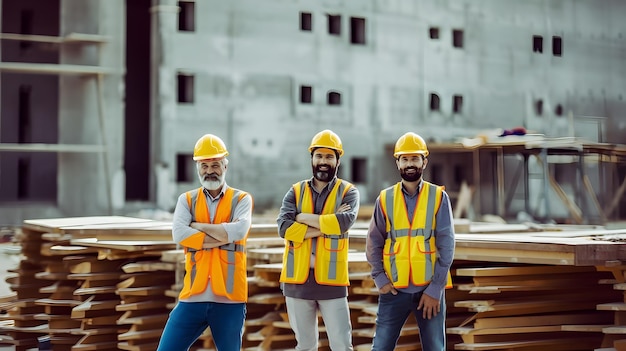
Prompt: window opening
<box><xmin>429</xmin><ymin>93</ymin><xmax>440</xmax><ymax>111</ymax></box>
<box><xmin>176</xmin><ymin>154</ymin><xmax>194</xmax><ymax>182</ymax></box>
<box><xmin>351</xmin><ymin>158</ymin><xmax>367</xmax><ymax>183</ymax></box>
<box><xmin>535</xmin><ymin>99</ymin><xmax>543</xmax><ymax>116</ymax></box>
<box><xmin>533</xmin><ymin>35</ymin><xmax>543</xmax><ymax>53</ymax></box>
<box><xmin>327</xmin><ymin>91</ymin><xmax>341</xmax><ymax>105</ymax></box>
<box><xmin>328</xmin><ymin>14</ymin><xmax>341</xmax><ymax>35</ymax></box>
<box><xmin>177</xmin><ymin>73</ymin><xmax>194</xmax><ymax>103</ymax></box>
<box><xmin>552</xmin><ymin>36</ymin><xmax>562</xmax><ymax>56</ymax></box>
<box><xmin>555</xmin><ymin>104</ymin><xmax>563</xmax><ymax>116</ymax></box>
<box><xmin>300</xmin><ymin>85</ymin><xmax>312</xmax><ymax>104</ymax></box>
<box><xmin>300</xmin><ymin>12</ymin><xmax>312</xmax><ymax>31</ymax></box>
<box><xmin>452</xmin><ymin>29</ymin><xmax>464</xmax><ymax>48</ymax></box>
<box><xmin>453</xmin><ymin>95</ymin><xmax>463</xmax><ymax>113</ymax></box>
<box><xmin>429</xmin><ymin>27</ymin><xmax>439</xmax><ymax>39</ymax></box>
<box><xmin>350</xmin><ymin>17</ymin><xmax>366</xmax><ymax>44</ymax></box>
<box><xmin>18</xmin><ymin>85</ymin><xmax>32</xmax><ymax>143</ymax></box>
<box><xmin>178</xmin><ymin>1</ymin><xmax>195</xmax><ymax>32</ymax></box>
<box><xmin>19</xmin><ymin>9</ymin><xmax>34</xmax><ymax>49</ymax></box>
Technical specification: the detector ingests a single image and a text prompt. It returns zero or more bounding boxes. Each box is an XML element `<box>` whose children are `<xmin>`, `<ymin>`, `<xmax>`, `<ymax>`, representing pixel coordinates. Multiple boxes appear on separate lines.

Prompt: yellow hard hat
<box><xmin>393</xmin><ymin>132</ymin><xmax>429</xmax><ymax>158</ymax></box>
<box><xmin>193</xmin><ymin>134</ymin><xmax>229</xmax><ymax>160</ymax></box>
<box><xmin>308</xmin><ymin>129</ymin><xmax>344</xmax><ymax>157</ymax></box>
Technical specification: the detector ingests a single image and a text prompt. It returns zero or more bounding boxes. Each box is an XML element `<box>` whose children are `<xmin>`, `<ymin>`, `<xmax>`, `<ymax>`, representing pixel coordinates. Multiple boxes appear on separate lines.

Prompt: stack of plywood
<box><xmin>448</xmin><ymin>264</ymin><xmax>620</xmax><ymax>350</ymax></box>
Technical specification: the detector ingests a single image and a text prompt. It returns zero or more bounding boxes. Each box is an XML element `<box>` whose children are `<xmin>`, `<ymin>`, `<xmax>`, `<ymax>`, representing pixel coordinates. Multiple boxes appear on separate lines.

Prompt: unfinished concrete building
<box><xmin>1</xmin><ymin>0</ymin><xmax>625</xmax><ymax>226</ymax></box>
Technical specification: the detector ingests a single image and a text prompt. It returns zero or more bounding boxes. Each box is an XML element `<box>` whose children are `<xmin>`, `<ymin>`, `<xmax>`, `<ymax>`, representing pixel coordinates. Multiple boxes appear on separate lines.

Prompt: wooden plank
<box><xmin>456</xmin><ymin>265</ymin><xmax>596</xmax><ymax>277</ymax></box>
<box><xmin>0</xmin><ymin>62</ymin><xmax>115</xmax><ymax>75</ymax></box>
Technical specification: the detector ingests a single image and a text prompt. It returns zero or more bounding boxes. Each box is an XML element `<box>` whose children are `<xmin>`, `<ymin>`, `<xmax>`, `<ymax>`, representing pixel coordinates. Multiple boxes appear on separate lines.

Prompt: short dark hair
<box><xmin>311</xmin><ymin>147</ymin><xmax>340</xmax><ymax>159</ymax></box>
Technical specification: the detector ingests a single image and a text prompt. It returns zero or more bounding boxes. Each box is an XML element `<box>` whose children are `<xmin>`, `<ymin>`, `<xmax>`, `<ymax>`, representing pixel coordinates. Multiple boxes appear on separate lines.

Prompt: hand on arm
<box><xmin>296</xmin><ymin>203</ymin><xmax>352</xmax><ymax>238</ymax></box>
<box><xmin>190</xmin><ymin>222</ymin><xmax>229</xmax><ymax>249</ymax></box>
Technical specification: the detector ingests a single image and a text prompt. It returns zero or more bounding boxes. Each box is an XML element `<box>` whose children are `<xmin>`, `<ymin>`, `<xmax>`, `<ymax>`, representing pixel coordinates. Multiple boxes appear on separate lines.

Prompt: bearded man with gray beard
<box><xmin>157</xmin><ymin>134</ymin><xmax>252</xmax><ymax>351</ymax></box>
<box><xmin>277</xmin><ymin>129</ymin><xmax>360</xmax><ymax>351</ymax></box>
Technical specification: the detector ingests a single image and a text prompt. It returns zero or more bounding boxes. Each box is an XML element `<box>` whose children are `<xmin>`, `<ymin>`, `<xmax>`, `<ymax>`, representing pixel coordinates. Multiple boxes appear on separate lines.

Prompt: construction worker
<box><xmin>366</xmin><ymin>132</ymin><xmax>455</xmax><ymax>351</ymax></box>
<box><xmin>277</xmin><ymin>129</ymin><xmax>360</xmax><ymax>351</ymax></box>
<box><xmin>157</xmin><ymin>134</ymin><xmax>253</xmax><ymax>351</ymax></box>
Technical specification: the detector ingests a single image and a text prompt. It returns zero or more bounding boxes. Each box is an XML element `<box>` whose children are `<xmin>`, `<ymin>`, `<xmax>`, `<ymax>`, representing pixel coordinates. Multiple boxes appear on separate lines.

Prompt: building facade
<box><xmin>1</xmin><ymin>0</ymin><xmax>625</xmax><ymax>225</ymax></box>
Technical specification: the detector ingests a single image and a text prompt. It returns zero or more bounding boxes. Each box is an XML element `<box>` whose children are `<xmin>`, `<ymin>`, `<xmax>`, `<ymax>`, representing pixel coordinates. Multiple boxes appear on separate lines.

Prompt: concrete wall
<box><xmin>1</xmin><ymin>0</ymin><xmax>625</xmax><ymax>225</ymax></box>
<box><xmin>150</xmin><ymin>0</ymin><xmax>626</xmax><ymax>220</ymax></box>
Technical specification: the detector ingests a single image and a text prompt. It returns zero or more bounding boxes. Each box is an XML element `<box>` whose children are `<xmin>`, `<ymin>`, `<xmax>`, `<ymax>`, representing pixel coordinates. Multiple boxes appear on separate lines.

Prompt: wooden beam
<box><xmin>0</xmin><ymin>143</ymin><xmax>105</xmax><ymax>153</ymax></box>
<box><xmin>0</xmin><ymin>62</ymin><xmax>115</xmax><ymax>75</ymax></box>
<box><xmin>0</xmin><ymin>32</ymin><xmax>109</xmax><ymax>44</ymax></box>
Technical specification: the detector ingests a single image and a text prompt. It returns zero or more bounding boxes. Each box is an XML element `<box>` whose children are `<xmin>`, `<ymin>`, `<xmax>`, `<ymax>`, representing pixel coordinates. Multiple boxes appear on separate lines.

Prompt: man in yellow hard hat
<box><xmin>157</xmin><ymin>134</ymin><xmax>253</xmax><ymax>351</ymax></box>
<box><xmin>366</xmin><ymin>132</ymin><xmax>455</xmax><ymax>351</ymax></box>
<box><xmin>277</xmin><ymin>129</ymin><xmax>360</xmax><ymax>350</ymax></box>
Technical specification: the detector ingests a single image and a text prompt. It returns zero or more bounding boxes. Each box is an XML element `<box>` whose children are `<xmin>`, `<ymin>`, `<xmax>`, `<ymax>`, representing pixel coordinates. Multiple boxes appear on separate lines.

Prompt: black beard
<box><xmin>313</xmin><ymin>164</ymin><xmax>336</xmax><ymax>182</ymax></box>
<box><xmin>400</xmin><ymin>166</ymin><xmax>422</xmax><ymax>182</ymax></box>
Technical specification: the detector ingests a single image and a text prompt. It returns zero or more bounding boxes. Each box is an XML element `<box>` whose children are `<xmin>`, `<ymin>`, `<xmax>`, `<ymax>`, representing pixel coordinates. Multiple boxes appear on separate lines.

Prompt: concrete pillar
<box><xmin>150</xmin><ymin>0</ymin><xmax>178</xmax><ymax>205</ymax></box>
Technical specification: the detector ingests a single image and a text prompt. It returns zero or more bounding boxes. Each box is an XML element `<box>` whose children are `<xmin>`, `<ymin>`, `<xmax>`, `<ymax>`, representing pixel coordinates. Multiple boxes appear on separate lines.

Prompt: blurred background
<box><xmin>1</xmin><ymin>0</ymin><xmax>625</xmax><ymax>226</ymax></box>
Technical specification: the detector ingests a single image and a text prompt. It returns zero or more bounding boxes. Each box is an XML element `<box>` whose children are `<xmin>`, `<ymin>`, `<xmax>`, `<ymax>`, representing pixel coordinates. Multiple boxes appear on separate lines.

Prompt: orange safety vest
<box><xmin>178</xmin><ymin>187</ymin><xmax>250</xmax><ymax>302</ymax></box>
<box><xmin>280</xmin><ymin>179</ymin><xmax>353</xmax><ymax>286</ymax></box>
<box><xmin>379</xmin><ymin>181</ymin><xmax>453</xmax><ymax>289</ymax></box>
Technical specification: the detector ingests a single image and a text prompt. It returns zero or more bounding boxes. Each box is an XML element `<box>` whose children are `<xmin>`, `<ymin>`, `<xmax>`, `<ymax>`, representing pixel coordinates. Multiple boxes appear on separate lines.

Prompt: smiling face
<box><xmin>311</xmin><ymin>148</ymin><xmax>339</xmax><ymax>183</ymax></box>
<box><xmin>396</xmin><ymin>154</ymin><xmax>427</xmax><ymax>182</ymax></box>
<box><xmin>197</xmin><ymin>158</ymin><xmax>227</xmax><ymax>191</ymax></box>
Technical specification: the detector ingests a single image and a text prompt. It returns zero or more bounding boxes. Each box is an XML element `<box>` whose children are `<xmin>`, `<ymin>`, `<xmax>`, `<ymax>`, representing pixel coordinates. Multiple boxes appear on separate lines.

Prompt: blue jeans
<box><xmin>156</xmin><ymin>301</ymin><xmax>246</xmax><ymax>351</ymax></box>
<box><xmin>371</xmin><ymin>291</ymin><xmax>446</xmax><ymax>351</ymax></box>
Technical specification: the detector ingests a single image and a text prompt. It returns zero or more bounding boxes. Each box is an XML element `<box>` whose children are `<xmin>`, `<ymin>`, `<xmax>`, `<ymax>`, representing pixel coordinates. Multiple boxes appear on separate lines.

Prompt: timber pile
<box><xmin>3</xmin><ymin>217</ymin><xmax>626</xmax><ymax>350</ymax></box>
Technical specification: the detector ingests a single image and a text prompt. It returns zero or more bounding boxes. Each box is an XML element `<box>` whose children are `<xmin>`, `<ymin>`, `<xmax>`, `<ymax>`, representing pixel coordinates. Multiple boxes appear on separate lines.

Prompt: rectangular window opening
<box><xmin>176</xmin><ymin>154</ymin><xmax>194</xmax><ymax>182</ymax></box>
<box><xmin>533</xmin><ymin>35</ymin><xmax>543</xmax><ymax>53</ymax></box>
<box><xmin>328</xmin><ymin>14</ymin><xmax>341</xmax><ymax>35</ymax></box>
<box><xmin>452</xmin><ymin>29</ymin><xmax>464</xmax><ymax>48</ymax></box>
<box><xmin>18</xmin><ymin>85</ymin><xmax>32</xmax><ymax>143</ymax></box>
<box><xmin>535</xmin><ymin>99</ymin><xmax>543</xmax><ymax>116</ymax></box>
<box><xmin>177</xmin><ymin>73</ymin><xmax>194</xmax><ymax>103</ymax></box>
<box><xmin>429</xmin><ymin>93</ymin><xmax>440</xmax><ymax>111</ymax></box>
<box><xmin>429</xmin><ymin>27</ymin><xmax>439</xmax><ymax>39</ymax></box>
<box><xmin>17</xmin><ymin>157</ymin><xmax>30</xmax><ymax>199</ymax></box>
<box><xmin>178</xmin><ymin>1</ymin><xmax>195</xmax><ymax>32</ymax></box>
<box><xmin>300</xmin><ymin>12</ymin><xmax>312</xmax><ymax>31</ymax></box>
<box><xmin>453</xmin><ymin>95</ymin><xmax>463</xmax><ymax>113</ymax></box>
<box><xmin>19</xmin><ymin>9</ymin><xmax>34</xmax><ymax>49</ymax></box>
<box><xmin>350</xmin><ymin>17</ymin><xmax>366</xmax><ymax>45</ymax></box>
<box><xmin>552</xmin><ymin>36</ymin><xmax>562</xmax><ymax>56</ymax></box>
<box><xmin>327</xmin><ymin>91</ymin><xmax>341</xmax><ymax>105</ymax></box>
<box><xmin>351</xmin><ymin>158</ymin><xmax>367</xmax><ymax>183</ymax></box>
<box><xmin>300</xmin><ymin>85</ymin><xmax>312</xmax><ymax>104</ymax></box>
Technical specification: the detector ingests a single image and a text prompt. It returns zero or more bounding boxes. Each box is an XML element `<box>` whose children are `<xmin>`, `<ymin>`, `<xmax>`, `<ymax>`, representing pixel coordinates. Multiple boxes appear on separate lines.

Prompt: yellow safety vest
<box><xmin>178</xmin><ymin>187</ymin><xmax>250</xmax><ymax>302</ymax></box>
<box><xmin>379</xmin><ymin>181</ymin><xmax>453</xmax><ymax>289</ymax></box>
<box><xmin>280</xmin><ymin>179</ymin><xmax>353</xmax><ymax>286</ymax></box>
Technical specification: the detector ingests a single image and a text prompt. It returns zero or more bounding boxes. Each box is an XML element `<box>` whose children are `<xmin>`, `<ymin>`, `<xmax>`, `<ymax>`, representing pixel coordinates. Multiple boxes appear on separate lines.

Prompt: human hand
<box><xmin>417</xmin><ymin>293</ymin><xmax>440</xmax><ymax>319</ymax></box>
<box><xmin>337</xmin><ymin>203</ymin><xmax>351</xmax><ymax>213</ymax></box>
<box><xmin>379</xmin><ymin>283</ymin><xmax>397</xmax><ymax>295</ymax></box>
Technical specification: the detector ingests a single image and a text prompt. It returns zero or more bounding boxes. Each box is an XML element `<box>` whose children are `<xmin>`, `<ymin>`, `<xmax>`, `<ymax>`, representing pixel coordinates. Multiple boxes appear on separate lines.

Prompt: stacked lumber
<box><xmin>4</xmin><ymin>216</ymin><xmax>626</xmax><ymax>351</ymax></box>
<box><xmin>0</xmin><ymin>216</ymin><xmax>176</xmax><ymax>351</ymax></box>
<box><xmin>0</xmin><ymin>225</ymin><xmax>62</xmax><ymax>350</ymax></box>
<box><xmin>448</xmin><ymin>264</ymin><xmax>620</xmax><ymax>350</ymax></box>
